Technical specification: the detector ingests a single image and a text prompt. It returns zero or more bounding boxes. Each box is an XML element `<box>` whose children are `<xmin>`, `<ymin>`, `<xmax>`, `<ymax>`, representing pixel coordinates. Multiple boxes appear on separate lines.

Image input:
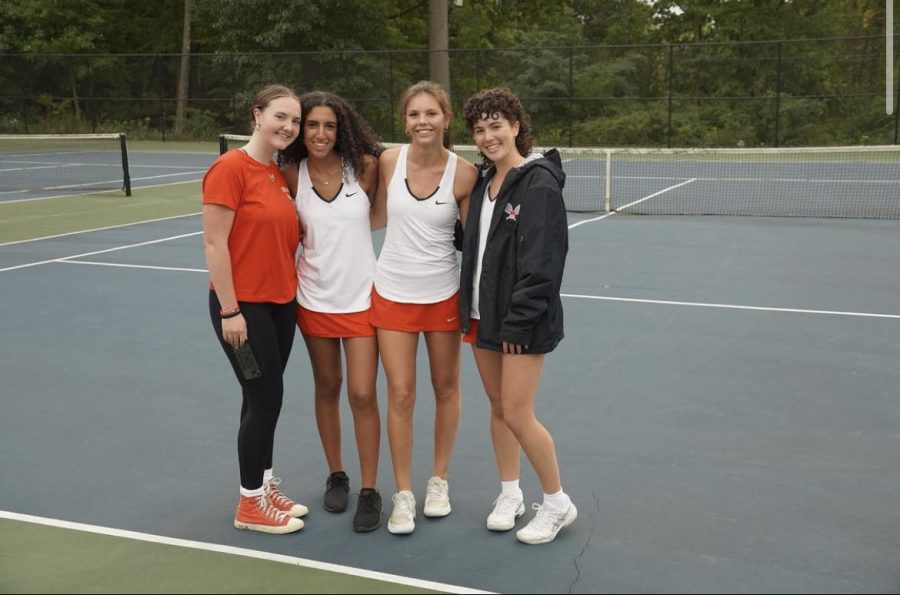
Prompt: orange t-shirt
<box><xmin>202</xmin><ymin>150</ymin><xmax>299</xmax><ymax>303</ymax></box>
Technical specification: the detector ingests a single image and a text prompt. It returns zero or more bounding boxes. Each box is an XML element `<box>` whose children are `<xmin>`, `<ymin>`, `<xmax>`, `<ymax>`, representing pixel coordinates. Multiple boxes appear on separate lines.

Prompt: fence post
<box><xmin>775</xmin><ymin>41</ymin><xmax>783</xmax><ymax>147</ymax></box>
<box><xmin>894</xmin><ymin>61</ymin><xmax>898</xmax><ymax>144</ymax></box>
<box><xmin>667</xmin><ymin>44</ymin><xmax>673</xmax><ymax>148</ymax></box>
<box><xmin>87</xmin><ymin>59</ymin><xmax>96</xmax><ymax>133</ymax></box>
<box><xmin>231</xmin><ymin>53</ymin><xmax>238</xmax><ymax>133</ymax></box>
<box><xmin>568</xmin><ymin>46</ymin><xmax>574</xmax><ymax>147</ymax></box>
<box><xmin>389</xmin><ymin>51</ymin><xmax>396</xmax><ymax>142</ymax></box>
<box><xmin>158</xmin><ymin>59</ymin><xmax>167</xmax><ymax>141</ymax></box>
<box><xmin>475</xmin><ymin>49</ymin><xmax>481</xmax><ymax>92</ymax></box>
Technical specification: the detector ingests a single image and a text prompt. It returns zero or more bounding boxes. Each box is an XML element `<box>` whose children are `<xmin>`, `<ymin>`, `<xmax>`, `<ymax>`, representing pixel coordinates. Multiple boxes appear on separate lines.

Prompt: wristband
<box><xmin>220</xmin><ymin>307</ymin><xmax>241</xmax><ymax>319</ymax></box>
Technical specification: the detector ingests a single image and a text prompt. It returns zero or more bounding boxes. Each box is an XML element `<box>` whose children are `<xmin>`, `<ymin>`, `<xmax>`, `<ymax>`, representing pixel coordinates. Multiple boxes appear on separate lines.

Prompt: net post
<box><xmin>119</xmin><ymin>133</ymin><xmax>132</xmax><ymax>196</ymax></box>
<box><xmin>604</xmin><ymin>149</ymin><xmax>612</xmax><ymax>212</ymax></box>
<box><xmin>218</xmin><ymin>135</ymin><xmax>228</xmax><ymax>155</ymax></box>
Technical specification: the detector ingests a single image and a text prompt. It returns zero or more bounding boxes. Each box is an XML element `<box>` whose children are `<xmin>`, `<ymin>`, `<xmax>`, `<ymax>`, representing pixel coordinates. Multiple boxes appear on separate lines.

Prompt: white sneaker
<box><xmin>486</xmin><ymin>493</ymin><xmax>525</xmax><ymax>531</ymax></box>
<box><xmin>388</xmin><ymin>490</ymin><xmax>416</xmax><ymax>534</ymax></box>
<box><xmin>423</xmin><ymin>476</ymin><xmax>451</xmax><ymax>517</ymax></box>
<box><xmin>516</xmin><ymin>501</ymin><xmax>577</xmax><ymax>544</ymax></box>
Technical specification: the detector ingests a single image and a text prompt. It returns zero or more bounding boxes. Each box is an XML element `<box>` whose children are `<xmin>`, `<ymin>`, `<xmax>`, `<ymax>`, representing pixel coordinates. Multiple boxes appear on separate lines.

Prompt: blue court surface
<box><xmin>2</xmin><ymin>148</ymin><xmax>900</xmax><ymax>593</ymax></box>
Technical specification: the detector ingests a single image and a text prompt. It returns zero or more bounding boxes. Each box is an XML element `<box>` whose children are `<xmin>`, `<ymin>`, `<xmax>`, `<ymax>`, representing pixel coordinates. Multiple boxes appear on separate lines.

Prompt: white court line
<box><xmin>51</xmin><ymin>260</ymin><xmax>900</xmax><ymax>320</ymax></box>
<box><xmin>568</xmin><ymin>178</ymin><xmax>696</xmax><ymax>229</ymax></box>
<box><xmin>130</xmin><ymin>164</ymin><xmax>210</xmax><ymax>170</ymax></box>
<box><xmin>564</xmin><ymin>174</ymin><xmax>900</xmax><ymax>185</ymax></box>
<box><xmin>0</xmin><ymin>231</ymin><xmax>202</xmax><ymax>273</ymax></box>
<box><xmin>562</xmin><ymin>293</ymin><xmax>900</xmax><ymax>320</ymax></box>
<box><xmin>62</xmin><ymin>260</ymin><xmax>207</xmax><ymax>273</ymax></box>
<box><xmin>0</xmin><ymin>177</ymin><xmax>202</xmax><ymax>204</ymax></box>
<box><xmin>45</xmin><ymin>170</ymin><xmax>205</xmax><ymax>191</ymax></box>
<box><xmin>0</xmin><ymin>212</ymin><xmax>201</xmax><ymax>247</ymax></box>
<box><xmin>0</xmin><ymin>511</ymin><xmax>492</xmax><ymax>595</ymax></box>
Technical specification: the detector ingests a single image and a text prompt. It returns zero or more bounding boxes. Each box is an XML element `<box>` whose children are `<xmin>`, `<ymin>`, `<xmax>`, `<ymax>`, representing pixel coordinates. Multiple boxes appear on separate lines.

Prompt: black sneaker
<box><xmin>323</xmin><ymin>471</ymin><xmax>350</xmax><ymax>512</ymax></box>
<box><xmin>353</xmin><ymin>488</ymin><xmax>383</xmax><ymax>533</ymax></box>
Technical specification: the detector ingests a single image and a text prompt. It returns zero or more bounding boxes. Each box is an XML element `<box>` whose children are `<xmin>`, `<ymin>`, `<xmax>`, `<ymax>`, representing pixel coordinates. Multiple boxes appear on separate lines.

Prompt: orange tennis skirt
<box><xmin>296</xmin><ymin>305</ymin><xmax>376</xmax><ymax>338</ymax></box>
<box><xmin>462</xmin><ymin>318</ymin><xmax>480</xmax><ymax>344</ymax></box>
<box><xmin>369</xmin><ymin>288</ymin><xmax>461</xmax><ymax>333</ymax></box>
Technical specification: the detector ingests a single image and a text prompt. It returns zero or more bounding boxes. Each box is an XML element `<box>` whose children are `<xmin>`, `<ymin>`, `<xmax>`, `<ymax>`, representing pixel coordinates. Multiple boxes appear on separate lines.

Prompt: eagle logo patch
<box><xmin>504</xmin><ymin>203</ymin><xmax>521</xmax><ymax>222</ymax></box>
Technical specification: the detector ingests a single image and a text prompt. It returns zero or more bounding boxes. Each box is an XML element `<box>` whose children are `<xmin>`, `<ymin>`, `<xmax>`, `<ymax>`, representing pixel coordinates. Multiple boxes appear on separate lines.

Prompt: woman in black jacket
<box><xmin>460</xmin><ymin>88</ymin><xmax>576</xmax><ymax>545</ymax></box>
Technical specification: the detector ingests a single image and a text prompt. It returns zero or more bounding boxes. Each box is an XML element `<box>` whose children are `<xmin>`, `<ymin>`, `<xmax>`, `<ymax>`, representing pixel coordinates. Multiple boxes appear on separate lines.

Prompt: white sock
<box><xmin>543</xmin><ymin>489</ymin><xmax>570</xmax><ymax>511</ymax></box>
<box><xmin>263</xmin><ymin>468</ymin><xmax>274</xmax><ymax>483</ymax></box>
<box><xmin>240</xmin><ymin>485</ymin><xmax>265</xmax><ymax>498</ymax></box>
<box><xmin>501</xmin><ymin>479</ymin><xmax>522</xmax><ymax>500</ymax></box>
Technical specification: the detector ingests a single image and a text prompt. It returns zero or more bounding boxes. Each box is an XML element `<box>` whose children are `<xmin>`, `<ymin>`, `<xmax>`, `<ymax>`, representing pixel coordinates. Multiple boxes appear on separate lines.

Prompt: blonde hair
<box><xmin>399</xmin><ymin>80</ymin><xmax>453</xmax><ymax>149</ymax></box>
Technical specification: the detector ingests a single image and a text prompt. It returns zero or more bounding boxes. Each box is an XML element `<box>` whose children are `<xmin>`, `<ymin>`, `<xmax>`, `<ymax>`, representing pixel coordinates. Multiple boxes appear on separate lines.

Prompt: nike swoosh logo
<box><xmin>345</xmin><ymin>191</ymin><xmax>358</xmax><ymax>197</ymax></box>
<box><xmin>435</xmin><ymin>200</ymin><xmax>449</xmax><ymax>205</ymax></box>
<box><xmin>446</xmin><ymin>316</ymin><xmax>457</xmax><ymax>322</ymax></box>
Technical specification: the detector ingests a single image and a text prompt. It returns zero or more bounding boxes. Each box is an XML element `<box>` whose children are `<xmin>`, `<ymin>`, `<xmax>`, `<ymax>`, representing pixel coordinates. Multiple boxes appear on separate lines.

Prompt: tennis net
<box><xmin>218</xmin><ymin>134</ymin><xmax>900</xmax><ymax>218</ymax></box>
<box><xmin>0</xmin><ymin>133</ymin><xmax>132</xmax><ymax>198</ymax></box>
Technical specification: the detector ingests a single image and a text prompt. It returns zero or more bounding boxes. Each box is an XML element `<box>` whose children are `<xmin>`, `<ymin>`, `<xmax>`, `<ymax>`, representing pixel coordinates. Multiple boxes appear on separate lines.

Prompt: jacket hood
<box><xmin>479</xmin><ymin>148</ymin><xmax>566</xmax><ymax>191</ymax></box>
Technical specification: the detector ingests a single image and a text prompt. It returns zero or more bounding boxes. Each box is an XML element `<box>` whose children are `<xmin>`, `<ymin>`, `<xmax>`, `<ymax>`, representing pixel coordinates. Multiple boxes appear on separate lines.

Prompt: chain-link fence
<box><xmin>1</xmin><ymin>36</ymin><xmax>897</xmax><ymax>147</ymax></box>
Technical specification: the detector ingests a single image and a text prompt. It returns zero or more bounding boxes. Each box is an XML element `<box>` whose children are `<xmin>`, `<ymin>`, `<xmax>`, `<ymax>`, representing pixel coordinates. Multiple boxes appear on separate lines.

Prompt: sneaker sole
<box><xmin>287</xmin><ymin>505</ymin><xmax>309</xmax><ymax>518</ymax></box>
<box><xmin>234</xmin><ymin>518</ymin><xmax>304</xmax><ymax>534</ymax></box>
<box><xmin>353</xmin><ymin>518</ymin><xmax>383</xmax><ymax>533</ymax></box>
<box><xmin>423</xmin><ymin>504</ymin><xmax>451</xmax><ymax>518</ymax></box>
<box><xmin>387</xmin><ymin>520</ymin><xmax>415</xmax><ymax>534</ymax></box>
<box><xmin>516</xmin><ymin>504</ymin><xmax>577</xmax><ymax>544</ymax></box>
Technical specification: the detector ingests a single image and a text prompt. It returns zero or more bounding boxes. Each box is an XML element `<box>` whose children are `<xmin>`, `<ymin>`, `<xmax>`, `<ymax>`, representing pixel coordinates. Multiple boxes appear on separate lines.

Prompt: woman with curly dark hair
<box><xmin>459</xmin><ymin>88</ymin><xmax>576</xmax><ymax>544</ymax></box>
<box><xmin>281</xmin><ymin>91</ymin><xmax>385</xmax><ymax>533</ymax></box>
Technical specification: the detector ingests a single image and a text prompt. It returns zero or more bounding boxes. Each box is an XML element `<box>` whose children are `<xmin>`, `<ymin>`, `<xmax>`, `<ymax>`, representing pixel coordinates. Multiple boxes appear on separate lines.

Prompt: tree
<box><xmin>174</xmin><ymin>0</ymin><xmax>193</xmax><ymax>134</ymax></box>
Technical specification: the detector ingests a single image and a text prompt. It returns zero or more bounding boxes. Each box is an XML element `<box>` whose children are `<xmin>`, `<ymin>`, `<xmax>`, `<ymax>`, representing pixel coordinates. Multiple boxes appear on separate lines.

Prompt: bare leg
<box><xmin>342</xmin><ymin>336</ymin><xmax>380</xmax><ymax>489</ymax></box>
<box><xmin>471</xmin><ymin>345</ymin><xmax>521</xmax><ymax>482</ymax></box>
<box><xmin>377</xmin><ymin>329</ymin><xmax>419</xmax><ymax>492</ymax></box>
<box><xmin>423</xmin><ymin>330</ymin><xmax>462</xmax><ymax>479</ymax></box>
<box><xmin>500</xmin><ymin>353</ymin><xmax>561</xmax><ymax>494</ymax></box>
<box><xmin>303</xmin><ymin>334</ymin><xmax>344</xmax><ymax>474</ymax></box>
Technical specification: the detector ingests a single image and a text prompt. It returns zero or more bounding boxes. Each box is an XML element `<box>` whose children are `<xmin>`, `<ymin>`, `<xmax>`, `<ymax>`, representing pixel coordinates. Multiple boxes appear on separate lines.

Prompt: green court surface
<box><xmin>0</xmin><ymin>181</ymin><xmax>201</xmax><ymax>244</ymax></box>
<box><xmin>0</xmin><ymin>517</ymin><xmax>449</xmax><ymax>594</ymax></box>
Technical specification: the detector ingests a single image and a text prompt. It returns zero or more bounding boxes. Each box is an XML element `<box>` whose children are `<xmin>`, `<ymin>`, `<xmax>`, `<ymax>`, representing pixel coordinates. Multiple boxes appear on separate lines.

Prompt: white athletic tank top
<box><xmin>470</xmin><ymin>184</ymin><xmax>495</xmax><ymax>319</ymax></box>
<box><xmin>295</xmin><ymin>158</ymin><xmax>376</xmax><ymax>313</ymax></box>
<box><xmin>374</xmin><ymin>144</ymin><xmax>460</xmax><ymax>303</ymax></box>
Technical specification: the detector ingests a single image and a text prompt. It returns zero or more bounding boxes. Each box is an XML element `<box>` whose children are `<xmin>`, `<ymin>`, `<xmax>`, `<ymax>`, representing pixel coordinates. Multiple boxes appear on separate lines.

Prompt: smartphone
<box><xmin>233</xmin><ymin>342</ymin><xmax>262</xmax><ymax>380</ymax></box>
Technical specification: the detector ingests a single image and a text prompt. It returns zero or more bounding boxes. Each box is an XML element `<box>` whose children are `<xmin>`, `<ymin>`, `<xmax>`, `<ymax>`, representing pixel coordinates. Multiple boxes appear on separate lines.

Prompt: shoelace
<box><xmin>392</xmin><ymin>492</ymin><xmax>415</xmax><ymax>517</ymax></box>
<box><xmin>527</xmin><ymin>502</ymin><xmax>564</xmax><ymax>531</ymax></box>
<box><xmin>328</xmin><ymin>474</ymin><xmax>349</xmax><ymax>490</ymax></box>
<box><xmin>255</xmin><ymin>494</ymin><xmax>289</xmax><ymax>522</ymax></box>
<box><xmin>266</xmin><ymin>477</ymin><xmax>293</xmax><ymax>508</ymax></box>
<box><xmin>492</xmin><ymin>494</ymin><xmax>522</xmax><ymax>516</ymax></box>
<box><xmin>426</xmin><ymin>479</ymin><xmax>446</xmax><ymax>500</ymax></box>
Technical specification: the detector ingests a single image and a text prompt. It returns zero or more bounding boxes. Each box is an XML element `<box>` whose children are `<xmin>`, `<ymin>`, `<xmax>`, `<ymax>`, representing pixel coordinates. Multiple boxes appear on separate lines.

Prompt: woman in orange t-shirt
<box><xmin>202</xmin><ymin>84</ymin><xmax>305</xmax><ymax>535</ymax></box>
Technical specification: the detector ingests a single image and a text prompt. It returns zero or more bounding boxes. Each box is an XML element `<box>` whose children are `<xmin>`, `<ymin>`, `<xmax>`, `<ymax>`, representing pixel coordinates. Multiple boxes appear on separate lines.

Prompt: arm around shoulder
<box><xmin>454</xmin><ymin>158</ymin><xmax>478</xmax><ymax>229</ymax></box>
<box><xmin>370</xmin><ymin>148</ymin><xmax>399</xmax><ymax>231</ymax></box>
<box><xmin>281</xmin><ymin>163</ymin><xmax>299</xmax><ymax>198</ymax></box>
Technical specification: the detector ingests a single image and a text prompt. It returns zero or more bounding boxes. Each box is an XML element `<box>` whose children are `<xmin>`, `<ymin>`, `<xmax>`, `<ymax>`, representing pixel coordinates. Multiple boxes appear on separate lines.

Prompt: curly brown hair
<box><xmin>463</xmin><ymin>88</ymin><xmax>533</xmax><ymax>162</ymax></box>
<box><xmin>281</xmin><ymin>91</ymin><xmax>384</xmax><ymax>180</ymax></box>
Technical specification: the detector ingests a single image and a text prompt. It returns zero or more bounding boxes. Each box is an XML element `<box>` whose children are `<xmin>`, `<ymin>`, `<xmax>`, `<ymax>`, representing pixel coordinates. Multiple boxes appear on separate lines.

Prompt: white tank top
<box><xmin>295</xmin><ymin>159</ymin><xmax>376</xmax><ymax>313</ymax></box>
<box><xmin>470</xmin><ymin>184</ymin><xmax>495</xmax><ymax>319</ymax></box>
<box><xmin>374</xmin><ymin>144</ymin><xmax>460</xmax><ymax>303</ymax></box>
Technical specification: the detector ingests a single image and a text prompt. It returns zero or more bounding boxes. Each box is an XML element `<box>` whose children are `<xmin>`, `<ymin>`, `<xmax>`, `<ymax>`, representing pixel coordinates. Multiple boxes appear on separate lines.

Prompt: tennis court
<box><xmin>1</xmin><ymin>141</ymin><xmax>900</xmax><ymax>593</ymax></box>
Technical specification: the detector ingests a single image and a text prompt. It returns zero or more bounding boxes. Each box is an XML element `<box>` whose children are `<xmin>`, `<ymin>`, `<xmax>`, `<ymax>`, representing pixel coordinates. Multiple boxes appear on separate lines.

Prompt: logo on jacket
<box><xmin>504</xmin><ymin>203</ymin><xmax>521</xmax><ymax>221</ymax></box>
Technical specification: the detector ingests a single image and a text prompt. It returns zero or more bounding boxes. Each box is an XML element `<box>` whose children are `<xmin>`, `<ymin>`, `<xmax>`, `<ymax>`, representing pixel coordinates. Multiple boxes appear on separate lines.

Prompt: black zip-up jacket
<box><xmin>459</xmin><ymin>149</ymin><xmax>568</xmax><ymax>353</ymax></box>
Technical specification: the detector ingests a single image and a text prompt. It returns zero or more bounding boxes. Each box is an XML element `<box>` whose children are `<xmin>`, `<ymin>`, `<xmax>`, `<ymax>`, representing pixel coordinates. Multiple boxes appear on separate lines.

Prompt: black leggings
<box><xmin>209</xmin><ymin>291</ymin><xmax>296</xmax><ymax>490</ymax></box>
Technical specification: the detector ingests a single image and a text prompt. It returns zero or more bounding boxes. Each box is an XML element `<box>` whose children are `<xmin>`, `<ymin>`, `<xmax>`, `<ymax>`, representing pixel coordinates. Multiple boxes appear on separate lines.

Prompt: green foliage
<box><xmin>0</xmin><ymin>0</ymin><xmax>894</xmax><ymax>145</ymax></box>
